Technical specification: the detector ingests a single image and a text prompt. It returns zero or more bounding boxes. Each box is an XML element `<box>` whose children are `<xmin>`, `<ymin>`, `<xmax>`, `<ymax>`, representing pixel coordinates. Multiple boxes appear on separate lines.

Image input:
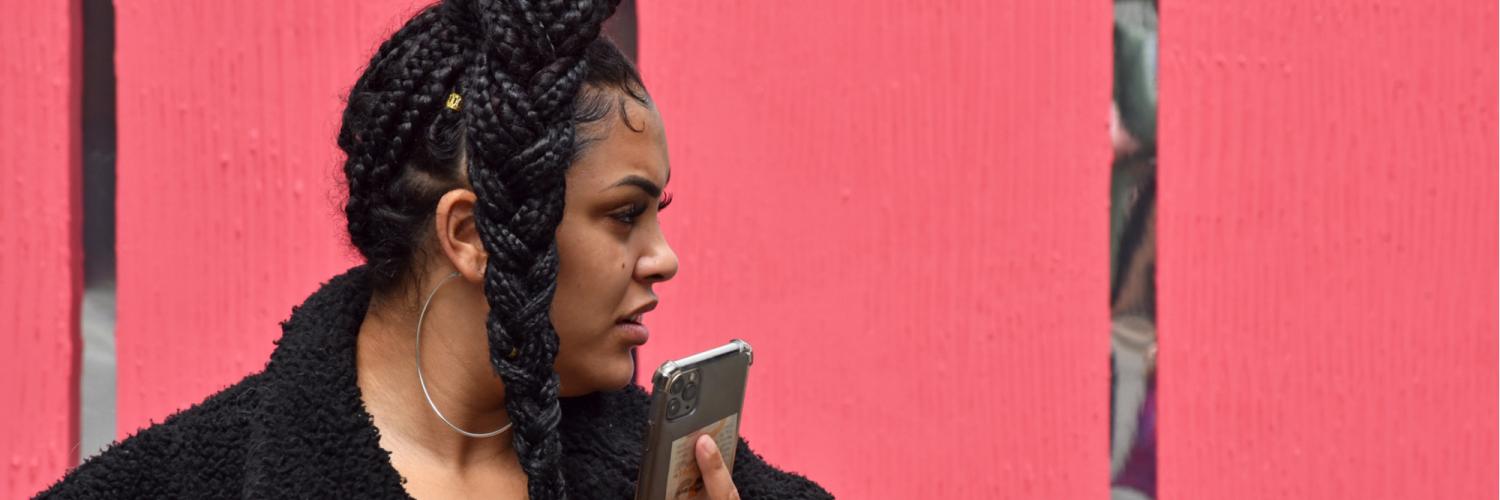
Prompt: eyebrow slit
<box><xmin>606</xmin><ymin>175</ymin><xmax>662</xmax><ymax>198</ymax></box>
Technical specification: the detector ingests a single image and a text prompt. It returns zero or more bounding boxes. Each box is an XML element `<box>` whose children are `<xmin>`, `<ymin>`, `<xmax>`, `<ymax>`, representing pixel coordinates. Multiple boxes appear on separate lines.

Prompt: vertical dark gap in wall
<box><xmin>79</xmin><ymin>0</ymin><xmax>117</xmax><ymax>460</ymax></box>
<box><xmin>1110</xmin><ymin>0</ymin><xmax>1157</xmax><ymax>498</ymax></box>
<box><xmin>604</xmin><ymin>0</ymin><xmax>638</xmax><ymax>63</ymax></box>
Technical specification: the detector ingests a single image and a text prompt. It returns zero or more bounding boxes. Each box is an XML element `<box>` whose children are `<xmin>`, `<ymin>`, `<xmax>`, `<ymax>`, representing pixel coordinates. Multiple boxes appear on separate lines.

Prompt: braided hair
<box><xmin>336</xmin><ymin>1</ymin><xmax>644</xmax><ymax>497</ymax></box>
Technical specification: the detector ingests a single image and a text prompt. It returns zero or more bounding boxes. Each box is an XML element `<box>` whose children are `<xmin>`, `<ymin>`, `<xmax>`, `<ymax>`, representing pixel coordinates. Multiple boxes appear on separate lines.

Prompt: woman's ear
<box><xmin>434</xmin><ymin>189</ymin><xmax>487</xmax><ymax>284</ymax></box>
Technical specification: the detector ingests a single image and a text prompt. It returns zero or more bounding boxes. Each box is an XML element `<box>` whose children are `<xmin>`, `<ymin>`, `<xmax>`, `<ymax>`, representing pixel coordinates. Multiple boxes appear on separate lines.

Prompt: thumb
<box><xmin>696</xmin><ymin>434</ymin><xmax>740</xmax><ymax>500</ymax></box>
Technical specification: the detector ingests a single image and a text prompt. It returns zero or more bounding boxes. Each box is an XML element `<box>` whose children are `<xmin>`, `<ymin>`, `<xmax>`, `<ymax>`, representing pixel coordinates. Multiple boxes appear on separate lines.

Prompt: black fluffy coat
<box><xmin>39</xmin><ymin>266</ymin><xmax>830</xmax><ymax>499</ymax></box>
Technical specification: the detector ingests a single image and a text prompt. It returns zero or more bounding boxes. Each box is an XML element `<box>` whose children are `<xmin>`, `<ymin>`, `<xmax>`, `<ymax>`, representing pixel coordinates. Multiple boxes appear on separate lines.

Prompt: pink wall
<box><xmin>1156</xmin><ymin>1</ymin><xmax>1498</xmax><ymax>498</ymax></box>
<box><xmin>112</xmin><ymin>2</ymin><xmax>1113</xmax><ymax>497</ymax></box>
<box><xmin>0</xmin><ymin>1</ymin><xmax>83</xmax><ymax>497</ymax></box>
<box><xmin>112</xmin><ymin>0</ymin><xmax>424</xmax><ymax>436</ymax></box>
<box><xmin>635</xmin><ymin>3</ymin><xmax>1112</xmax><ymax>498</ymax></box>
<box><xmin>8</xmin><ymin>0</ymin><xmax>1496</xmax><ymax>498</ymax></box>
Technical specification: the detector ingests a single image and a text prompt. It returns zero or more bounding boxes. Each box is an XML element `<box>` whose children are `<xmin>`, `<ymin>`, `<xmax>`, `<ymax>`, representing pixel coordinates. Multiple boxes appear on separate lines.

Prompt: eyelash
<box><xmin>612</xmin><ymin>191</ymin><xmax>673</xmax><ymax>225</ymax></box>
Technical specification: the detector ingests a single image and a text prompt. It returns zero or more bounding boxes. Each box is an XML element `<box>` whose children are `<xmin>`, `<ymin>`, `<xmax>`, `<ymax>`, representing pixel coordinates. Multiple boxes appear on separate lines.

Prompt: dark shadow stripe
<box><xmin>79</xmin><ymin>0</ymin><xmax>117</xmax><ymax>460</ymax></box>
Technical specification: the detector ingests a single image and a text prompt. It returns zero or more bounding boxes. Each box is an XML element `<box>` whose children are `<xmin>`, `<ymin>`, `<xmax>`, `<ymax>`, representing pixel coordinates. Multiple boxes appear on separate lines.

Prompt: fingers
<box><xmin>696</xmin><ymin>434</ymin><xmax>740</xmax><ymax>500</ymax></box>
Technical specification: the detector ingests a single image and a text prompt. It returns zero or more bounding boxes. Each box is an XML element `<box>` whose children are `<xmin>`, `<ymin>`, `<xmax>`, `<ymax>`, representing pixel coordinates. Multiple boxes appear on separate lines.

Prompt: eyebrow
<box><xmin>605</xmin><ymin>175</ymin><xmax>662</xmax><ymax>198</ymax></box>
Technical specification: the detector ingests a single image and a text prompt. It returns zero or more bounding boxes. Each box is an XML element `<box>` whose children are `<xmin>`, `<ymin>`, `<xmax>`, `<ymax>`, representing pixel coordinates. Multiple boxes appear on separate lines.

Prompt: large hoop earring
<box><xmin>416</xmin><ymin>271</ymin><xmax>512</xmax><ymax>438</ymax></box>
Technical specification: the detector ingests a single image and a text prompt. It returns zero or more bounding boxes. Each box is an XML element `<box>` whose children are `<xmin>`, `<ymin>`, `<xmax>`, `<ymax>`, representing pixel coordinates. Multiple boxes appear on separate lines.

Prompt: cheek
<box><xmin>550</xmin><ymin>231</ymin><xmax>632</xmax><ymax>340</ymax></box>
<box><xmin>550</xmin><ymin>236</ymin><xmax>634</xmax><ymax>392</ymax></box>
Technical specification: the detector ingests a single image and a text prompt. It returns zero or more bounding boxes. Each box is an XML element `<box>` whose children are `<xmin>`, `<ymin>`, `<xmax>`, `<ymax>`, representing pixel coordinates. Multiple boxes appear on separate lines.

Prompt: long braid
<box><xmin>451</xmin><ymin>1</ymin><xmax>618</xmax><ymax>497</ymax></box>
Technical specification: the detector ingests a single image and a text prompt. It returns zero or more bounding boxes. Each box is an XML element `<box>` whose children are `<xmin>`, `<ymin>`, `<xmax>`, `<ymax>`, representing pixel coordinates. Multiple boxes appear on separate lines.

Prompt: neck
<box><xmin>355</xmin><ymin>295</ymin><xmax>516</xmax><ymax>468</ymax></box>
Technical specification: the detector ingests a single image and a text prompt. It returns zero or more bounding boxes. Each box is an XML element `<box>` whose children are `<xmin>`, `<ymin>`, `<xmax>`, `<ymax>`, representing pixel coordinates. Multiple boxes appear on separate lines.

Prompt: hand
<box><xmin>695</xmin><ymin>434</ymin><xmax>740</xmax><ymax>500</ymax></box>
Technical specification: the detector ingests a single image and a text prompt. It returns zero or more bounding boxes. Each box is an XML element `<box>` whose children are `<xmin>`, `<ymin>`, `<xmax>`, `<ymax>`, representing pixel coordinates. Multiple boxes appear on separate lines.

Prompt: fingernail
<box><xmin>697</xmin><ymin>435</ymin><xmax>714</xmax><ymax>455</ymax></box>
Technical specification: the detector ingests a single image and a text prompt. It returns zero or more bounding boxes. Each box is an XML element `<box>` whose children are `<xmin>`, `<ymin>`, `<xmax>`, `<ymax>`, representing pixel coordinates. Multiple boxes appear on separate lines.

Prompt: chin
<box><xmin>559</xmin><ymin>354</ymin><xmax>636</xmax><ymax>397</ymax></box>
<box><xmin>603</xmin><ymin>355</ymin><xmax>637</xmax><ymax>389</ymax></box>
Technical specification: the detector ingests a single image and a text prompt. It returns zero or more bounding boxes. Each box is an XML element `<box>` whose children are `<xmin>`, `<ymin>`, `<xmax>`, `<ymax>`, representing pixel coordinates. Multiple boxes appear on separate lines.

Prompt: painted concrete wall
<box><xmin>1156</xmin><ymin>1</ymin><xmax>1498</xmax><ymax>498</ymax></box>
<box><xmin>111</xmin><ymin>0</ymin><xmax>422</xmax><ymax>437</ymax></box>
<box><xmin>0</xmin><ymin>1</ymin><xmax>83</xmax><ymax>497</ymax></box>
<box><xmin>634</xmin><ymin>3</ymin><xmax>1112</xmax><ymax>498</ymax></box>
<box><xmin>4</xmin><ymin>0</ymin><xmax>1495</xmax><ymax>498</ymax></box>
<box><xmin>103</xmin><ymin>2</ymin><xmax>1113</xmax><ymax>497</ymax></box>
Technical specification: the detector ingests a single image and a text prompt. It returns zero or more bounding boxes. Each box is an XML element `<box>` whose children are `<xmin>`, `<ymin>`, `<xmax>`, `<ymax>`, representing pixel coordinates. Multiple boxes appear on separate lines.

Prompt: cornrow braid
<box><xmin>451</xmin><ymin>0</ymin><xmax>619</xmax><ymax>497</ymax></box>
<box><xmin>337</xmin><ymin>1</ymin><xmax>638</xmax><ymax>498</ymax></box>
<box><xmin>340</xmin><ymin>6</ymin><xmax>475</xmax><ymax>290</ymax></box>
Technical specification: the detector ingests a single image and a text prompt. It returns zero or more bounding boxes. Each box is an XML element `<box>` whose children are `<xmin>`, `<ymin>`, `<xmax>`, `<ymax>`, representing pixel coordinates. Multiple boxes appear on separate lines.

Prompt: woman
<box><xmin>40</xmin><ymin>1</ymin><xmax>829</xmax><ymax>498</ymax></box>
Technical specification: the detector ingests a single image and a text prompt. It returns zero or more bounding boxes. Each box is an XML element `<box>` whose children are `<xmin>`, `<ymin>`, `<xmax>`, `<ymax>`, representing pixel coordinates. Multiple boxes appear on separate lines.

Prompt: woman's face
<box><xmin>549</xmin><ymin>94</ymin><xmax>677</xmax><ymax>396</ymax></box>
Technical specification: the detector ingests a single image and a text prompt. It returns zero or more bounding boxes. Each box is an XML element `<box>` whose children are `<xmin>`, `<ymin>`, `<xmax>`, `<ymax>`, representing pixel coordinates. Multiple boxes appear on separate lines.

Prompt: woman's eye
<box><xmin>611</xmin><ymin>203</ymin><xmax>647</xmax><ymax>225</ymax></box>
<box><xmin>657</xmin><ymin>191</ymin><xmax>674</xmax><ymax>211</ymax></box>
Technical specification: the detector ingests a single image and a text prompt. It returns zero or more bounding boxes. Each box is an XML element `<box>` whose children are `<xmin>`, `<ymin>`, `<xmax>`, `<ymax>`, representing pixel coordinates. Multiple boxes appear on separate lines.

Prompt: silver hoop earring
<box><xmin>416</xmin><ymin>271</ymin><xmax>512</xmax><ymax>438</ymax></box>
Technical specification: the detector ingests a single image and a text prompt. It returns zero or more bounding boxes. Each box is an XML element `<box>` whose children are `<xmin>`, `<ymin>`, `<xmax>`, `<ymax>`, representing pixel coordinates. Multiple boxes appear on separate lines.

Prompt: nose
<box><xmin>636</xmin><ymin>231</ymin><xmax>678</xmax><ymax>284</ymax></box>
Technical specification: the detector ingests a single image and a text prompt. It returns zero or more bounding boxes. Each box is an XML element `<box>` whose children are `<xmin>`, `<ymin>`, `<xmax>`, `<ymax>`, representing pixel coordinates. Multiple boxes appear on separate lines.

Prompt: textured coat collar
<box><xmin>243</xmin><ymin>265</ymin><xmax>646</xmax><ymax>498</ymax></box>
<box><xmin>246</xmin><ymin>266</ymin><xmax>418</xmax><ymax>496</ymax></box>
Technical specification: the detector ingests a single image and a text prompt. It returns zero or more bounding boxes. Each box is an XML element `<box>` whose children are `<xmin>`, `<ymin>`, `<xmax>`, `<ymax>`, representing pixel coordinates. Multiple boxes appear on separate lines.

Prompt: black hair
<box><xmin>335</xmin><ymin>1</ymin><xmax>643</xmax><ymax>496</ymax></box>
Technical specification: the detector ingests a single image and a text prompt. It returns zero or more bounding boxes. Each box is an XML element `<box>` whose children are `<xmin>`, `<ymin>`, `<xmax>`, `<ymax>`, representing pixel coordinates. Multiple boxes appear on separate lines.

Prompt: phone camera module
<box><xmin>664</xmin><ymin>370</ymin><xmax>701</xmax><ymax>421</ymax></box>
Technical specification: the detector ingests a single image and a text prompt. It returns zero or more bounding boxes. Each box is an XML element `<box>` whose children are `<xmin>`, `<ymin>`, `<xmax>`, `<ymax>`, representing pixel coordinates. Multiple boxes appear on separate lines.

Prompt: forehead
<box><xmin>568</xmin><ymin>97</ymin><xmax>670</xmax><ymax>188</ymax></box>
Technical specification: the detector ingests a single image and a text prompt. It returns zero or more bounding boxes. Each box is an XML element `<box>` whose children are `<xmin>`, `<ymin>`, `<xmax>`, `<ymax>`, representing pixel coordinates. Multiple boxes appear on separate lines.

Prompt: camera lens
<box><xmin>683</xmin><ymin>382</ymin><xmax>699</xmax><ymax>401</ymax></box>
<box><xmin>668</xmin><ymin>398</ymin><xmax>681</xmax><ymax>415</ymax></box>
<box><xmin>669</xmin><ymin>379</ymin><xmax>683</xmax><ymax>395</ymax></box>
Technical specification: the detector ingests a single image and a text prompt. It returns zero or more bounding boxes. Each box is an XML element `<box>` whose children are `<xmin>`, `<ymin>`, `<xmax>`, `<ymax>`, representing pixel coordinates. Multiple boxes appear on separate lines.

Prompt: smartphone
<box><xmin>635</xmin><ymin>339</ymin><xmax>753</xmax><ymax>500</ymax></box>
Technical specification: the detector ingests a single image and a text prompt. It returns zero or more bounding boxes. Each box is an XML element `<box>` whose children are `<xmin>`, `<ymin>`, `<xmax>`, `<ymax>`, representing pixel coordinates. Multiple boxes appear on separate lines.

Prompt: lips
<box><xmin>618</xmin><ymin>301</ymin><xmax>657</xmax><ymax>324</ymax></box>
<box><xmin>616</xmin><ymin>301</ymin><xmax>656</xmax><ymax>345</ymax></box>
<box><xmin>615</xmin><ymin>318</ymin><xmax>650</xmax><ymax>345</ymax></box>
